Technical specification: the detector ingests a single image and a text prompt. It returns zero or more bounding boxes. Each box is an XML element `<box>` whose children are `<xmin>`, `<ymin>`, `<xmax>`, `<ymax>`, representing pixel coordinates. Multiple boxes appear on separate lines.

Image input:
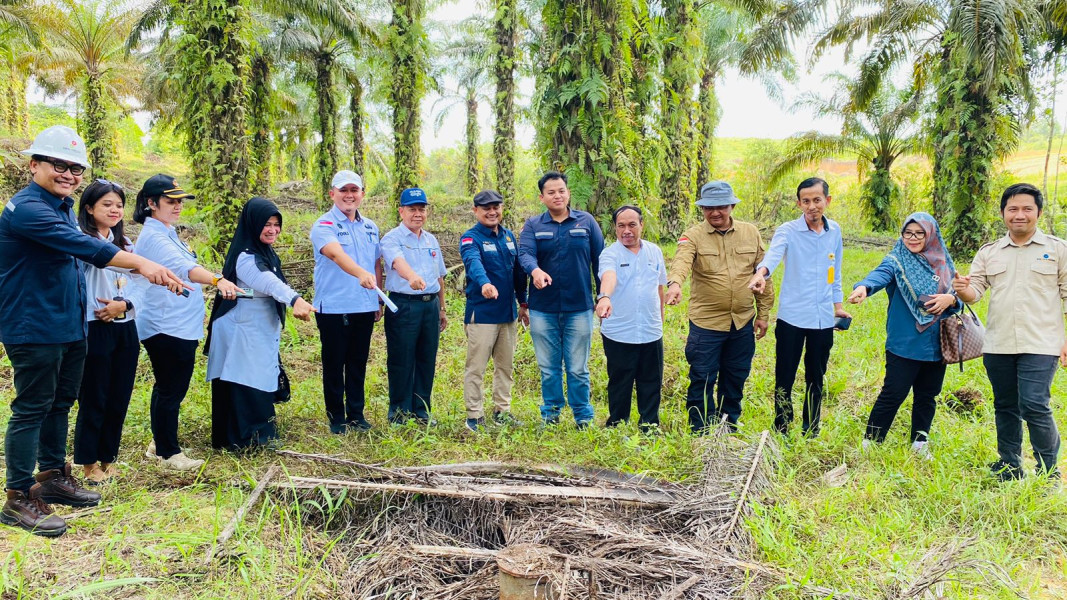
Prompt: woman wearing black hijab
<box><xmin>205</xmin><ymin>198</ymin><xmax>315</xmax><ymax>450</ymax></box>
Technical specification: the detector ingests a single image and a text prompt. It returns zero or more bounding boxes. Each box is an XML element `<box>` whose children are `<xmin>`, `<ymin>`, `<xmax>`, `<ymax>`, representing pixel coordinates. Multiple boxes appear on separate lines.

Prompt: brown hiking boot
<box><xmin>0</xmin><ymin>485</ymin><xmax>67</xmax><ymax>537</ymax></box>
<box><xmin>35</xmin><ymin>463</ymin><xmax>101</xmax><ymax>508</ymax></box>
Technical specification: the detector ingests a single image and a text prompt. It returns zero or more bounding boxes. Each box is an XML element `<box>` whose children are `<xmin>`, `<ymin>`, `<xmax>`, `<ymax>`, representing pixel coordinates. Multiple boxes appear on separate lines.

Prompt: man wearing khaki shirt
<box><xmin>954</xmin><ymin>183</ymin><xmax>1067</xmax><ymax>482</ymax></box>
<box><xmin>666</xmin><ymin>181</ymin><xmax>774</xmax><ymax>433</ymax></box>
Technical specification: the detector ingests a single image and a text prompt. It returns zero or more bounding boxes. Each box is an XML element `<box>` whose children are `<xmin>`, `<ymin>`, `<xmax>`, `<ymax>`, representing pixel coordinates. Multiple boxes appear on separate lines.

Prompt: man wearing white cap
<box><xmin>0</xmin><ymin>126</ymin><xmax>185</xmax><ymax>536</ymax></box>
<box><xmin>309</xmin><ymin>170</ymin><xmax>383</xmax><ymax>433</ymax></box>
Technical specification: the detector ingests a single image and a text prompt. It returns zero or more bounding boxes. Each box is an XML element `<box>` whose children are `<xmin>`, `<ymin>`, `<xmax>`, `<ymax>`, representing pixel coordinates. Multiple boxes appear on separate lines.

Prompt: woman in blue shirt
<box><xmin>847</xmin><ymin>212</ymin><xmax>961</xmax><ymax>458</ymax></box>
<box><xmin>132</xmin><ymin>174</ymin><xmax>241</xmax><ymax>471</ymax></box>
<box><xmin>75</xmin><ymin>180</ymin><xmax>146</xmax><ymax>483</ymax></box>
<box><xmin>205</xmin><ymin>198</ymin><xmax>314</xmax><ymax>450</ymax></box>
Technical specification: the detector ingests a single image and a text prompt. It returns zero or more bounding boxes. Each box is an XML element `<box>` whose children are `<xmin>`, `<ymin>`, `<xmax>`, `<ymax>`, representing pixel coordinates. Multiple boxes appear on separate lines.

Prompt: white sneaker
<box><xmin>911</xmin><ymin>441</ymin><xmax>933</xmax><ymax>461</ymax></box>
<box><xmin>861</xmin><ymin>438</ymin><xmax>873</xmax><ymax>453</ymax></box>
<box><xmin>158</xmin><ymin>452</ymin><xmax>204</xmax><ymax>471</ymax></box>
<box><xmin>145</xmin><ymin>440</ymin><xmax>157</xmax><ymax>459</ymax></box>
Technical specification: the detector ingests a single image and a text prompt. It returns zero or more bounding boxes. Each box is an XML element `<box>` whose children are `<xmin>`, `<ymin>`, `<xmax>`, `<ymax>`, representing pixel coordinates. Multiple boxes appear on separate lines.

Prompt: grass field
<box><xmin>1</xmin><ymin>237</ymin><xmax>1067</xmax><ymax>598</ymax></box>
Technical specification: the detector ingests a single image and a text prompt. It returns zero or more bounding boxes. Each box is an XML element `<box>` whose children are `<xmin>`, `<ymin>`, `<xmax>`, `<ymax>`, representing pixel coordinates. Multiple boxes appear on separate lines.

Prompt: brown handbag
<box><xmin>939</xmin><ymin>304</ymin><xmax>985</xmax><ymax>371</ymax></box>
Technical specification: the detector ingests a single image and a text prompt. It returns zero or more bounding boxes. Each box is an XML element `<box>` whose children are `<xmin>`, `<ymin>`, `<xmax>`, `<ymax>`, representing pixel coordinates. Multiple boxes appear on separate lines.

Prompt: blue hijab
<box><xmin>884</xmin><ymin>212</ymin><xmax>956</xmax><ymax>332</ymax></box>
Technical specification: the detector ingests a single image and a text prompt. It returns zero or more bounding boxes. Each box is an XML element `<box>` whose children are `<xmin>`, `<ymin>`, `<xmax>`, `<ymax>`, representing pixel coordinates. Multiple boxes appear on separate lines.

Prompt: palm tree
<box><xmin>34</xmin><ymin>0</ymin><xmax>140</xmax><ymax>178</ymax></box>
<box><xmin>769</xmin><ymin>80</ymin><xmax>924</xmax><ymax>231</ymax></box>
<box><xmin>814</xmin><ymin>0</ymin><xmax>1038</xmax><ymax>255</ymax></box>
<box><xmin>491</xmin><ymin>0</ymin><xmax>519</xmax><ymax>204</ymax></box>
<box><xmin>389</xmin><ymin>0</ymin><xmax>429</xmax><ymax>201</ymax></box>
<box><xmin>658</xmin><ymin>0</ymin><xmax>701</xmax><ymax>239</ymax></box>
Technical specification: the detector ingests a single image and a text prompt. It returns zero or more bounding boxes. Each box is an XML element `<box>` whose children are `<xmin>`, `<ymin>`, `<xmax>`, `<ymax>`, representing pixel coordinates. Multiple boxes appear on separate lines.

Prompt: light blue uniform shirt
<box><xmin>598</xmin><ymin>240</ymin><xmax>667</xmax><ymax>344</ymax></box>
<box><xmin>381</xmin><ymin>224</ymin><xmax>447</xmax><ymax>294</ymax></box>
<box><xmin>133</xmin><ymin>217</ymin><xmax>205</xmax><ymax>341</ymax></box>
<box><xmin>309</xmin><ymin>205</ymin><xmax>381</xmax><ymax>313</ymax></box>
<box><xmin>206</xmin><ymin>253</ymin><xmax>299</xmax><ymax>391</ymax></box>
<box><xmin>756</xmin><ymin>215</ymin><xmax>844</xmax><ymax>330</ymax></box>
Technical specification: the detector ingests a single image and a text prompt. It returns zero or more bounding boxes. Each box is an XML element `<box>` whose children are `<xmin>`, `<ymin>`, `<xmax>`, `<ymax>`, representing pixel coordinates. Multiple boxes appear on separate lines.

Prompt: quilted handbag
<box><xmin>939</xmin><ymin>305</ymin><xmax>985</xmax><ymax>371</ymax></box>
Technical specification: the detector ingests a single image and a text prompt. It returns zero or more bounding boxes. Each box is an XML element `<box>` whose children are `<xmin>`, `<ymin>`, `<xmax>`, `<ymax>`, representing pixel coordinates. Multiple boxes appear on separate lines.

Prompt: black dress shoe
<box><xmin>0</xmin><ymin>485</ymin><xmax>67</xmax><ymax>537</ymax></box>
<box><xmin>34</xmin><ymin>463</ymin><xmax>101</xmax><ymax>508</ymax></box>
<box><xmin>347</xmin><ymin>419</ymin><xmax>373</xmax><ymax>431</ymax></box>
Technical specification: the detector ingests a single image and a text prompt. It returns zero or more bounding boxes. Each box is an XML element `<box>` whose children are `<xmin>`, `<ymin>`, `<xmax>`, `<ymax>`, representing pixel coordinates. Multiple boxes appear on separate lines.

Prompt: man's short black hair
<box><xmin>538</xmin><ymin>171</ymin><xmax>568</xmax><ymax>193</ymax></box>
<box><xmin>612</xmin><ymin>205</ymin><xmax>643</xmax><ymax>224</ymax></box>
<box><xmin>1000</xmin><ymin>182</ymin><xmax>1044</xmax><ymax>212</ymax></box>
<box><xmin>796</xmin><ymin>177</ymin><xmax>829</xmax><ymax>198</ymax></box>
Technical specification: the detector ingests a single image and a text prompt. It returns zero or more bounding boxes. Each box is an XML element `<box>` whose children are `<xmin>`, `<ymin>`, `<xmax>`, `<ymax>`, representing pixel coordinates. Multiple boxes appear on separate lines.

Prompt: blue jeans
<box><xmin>529</xmin><ymin>309</ymin><xmax>594</xmax><ymax>423</ymax></box>
<box><xmin>984</xmin><ymin>353</ymin><xmax>1061</xmax><ymax>474</ymax></box>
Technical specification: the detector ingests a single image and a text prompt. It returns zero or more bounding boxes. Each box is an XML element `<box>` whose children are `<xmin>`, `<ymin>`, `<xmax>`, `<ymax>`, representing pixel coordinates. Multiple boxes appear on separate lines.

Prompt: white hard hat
<box><xmin>21</xmin><ymin>125</ymin><xmax>91</xmax><ymax>168</ymax></box>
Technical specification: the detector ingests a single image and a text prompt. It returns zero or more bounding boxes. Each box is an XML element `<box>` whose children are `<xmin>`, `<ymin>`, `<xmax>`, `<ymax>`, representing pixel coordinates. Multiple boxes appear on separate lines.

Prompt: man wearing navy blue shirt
<box><xmin>519</xmin><ymin>172</ymin><xmax>605</xmax><ymax>427</ymax></box>
<box><xmin>0</xmin><ymin>126</ymin><xmax>184</xmax><ymax>537</ymax></box>
<box><xmin>460</xmin><ymin>190</ymin><xmax>529</xmax><ymax>431</ymax></box>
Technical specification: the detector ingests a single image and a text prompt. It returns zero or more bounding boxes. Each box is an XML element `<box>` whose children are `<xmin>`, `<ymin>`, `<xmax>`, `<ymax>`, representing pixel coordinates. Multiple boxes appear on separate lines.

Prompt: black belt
<box><xmin>389</xmin><ymin>292</ymin><xmax>437</xmax><ymax>302</ymax></box>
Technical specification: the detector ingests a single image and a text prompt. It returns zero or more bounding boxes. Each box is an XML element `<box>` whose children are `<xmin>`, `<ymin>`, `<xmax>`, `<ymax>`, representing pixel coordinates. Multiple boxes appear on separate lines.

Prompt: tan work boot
<box><xmin>158</xmin><ymin>452</ymin><xmax>204</xmax><ymax>472</ymax></box>
<box><xmin>0</xmin><ymin>485</ymin><xmax>67</xmax><ymax>537</ymax></box>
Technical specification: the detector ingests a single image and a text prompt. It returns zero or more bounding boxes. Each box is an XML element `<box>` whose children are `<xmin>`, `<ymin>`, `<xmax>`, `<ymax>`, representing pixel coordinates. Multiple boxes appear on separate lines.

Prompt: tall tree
<box><xmin>346</xmin><ymin>69</ymin><xmax>365</xmax><ymax>176</ymax></box>
<box><xmin>36</xmin><ymin>0</ymin><xmax>140</xmax><ymax>178</ymax></box>
<box><xmin>491</xmin><ymin>0</ymin><xmax>518</xmax><ymax>204</ymax></box>
<box><xmin>248</xmin><ymin>51</ymin><xmax>272</xmax><ymax>194</ymax></box>
<box><xmin>658</xmin><ymin>0</ymin><xmax>701</xmax><ymax>238</ymax></box>
<box><xmin>389</xmin><ymin>0</ymin><xmax>428</xmax><ymax>200</ymax></box>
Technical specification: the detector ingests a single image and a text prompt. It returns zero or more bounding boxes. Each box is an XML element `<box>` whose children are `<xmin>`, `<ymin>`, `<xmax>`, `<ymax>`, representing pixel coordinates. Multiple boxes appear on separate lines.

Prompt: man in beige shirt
<box><xmin>666</xmin><ymin>181</ymin><xmax>774</xmax><ymax>433</ymax></box>
<box><xmin>953</xmin><ymin>183</ymin><xmax>1067</xmax><ymax>482</ymax></box>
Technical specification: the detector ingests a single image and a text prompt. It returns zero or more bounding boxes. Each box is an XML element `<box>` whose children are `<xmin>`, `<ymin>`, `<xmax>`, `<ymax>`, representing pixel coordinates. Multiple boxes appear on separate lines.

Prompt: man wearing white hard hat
<box><xmin>0</xmin><ymin>126</ymin><xmax>186</xmax><ymax>537</ymax></box>
<box><xmin>309</xmin><ymin>169</ymin><xmax>383</xmax><ymax>433</ymax></box>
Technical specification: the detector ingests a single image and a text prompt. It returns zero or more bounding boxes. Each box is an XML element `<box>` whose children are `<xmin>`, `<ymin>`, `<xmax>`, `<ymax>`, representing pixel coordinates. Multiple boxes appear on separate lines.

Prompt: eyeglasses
<box><xmin>901</xmin><ymin>231</ymin><xmax>927</xmax><ymax>240</ymax></box>
<box><xmin>95</xmin><ymin>178</ymin><xmax>122</xmax><ymax>190</ymax></box>
<box><xmin>39</xmin><ymin>157</ymin><xmax>86</xmax><ymax>176</ymax></box>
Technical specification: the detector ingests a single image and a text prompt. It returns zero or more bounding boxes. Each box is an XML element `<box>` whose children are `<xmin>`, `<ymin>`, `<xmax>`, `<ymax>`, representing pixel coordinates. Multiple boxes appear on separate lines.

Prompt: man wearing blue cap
<box><xmin>459</xmin><ymin>190</ymin><xmax>529</xmax><ymax>431</ymax></box>
<box><xmin>309</xmin><ymin>170</ymin><xmax>382</xmax><ymax>433</ymax></box>
<box><xmin>381</xmin><ymin>188</ymin><xmax>448</xmax><ymax>424</ymax></box>
<box><xmin>748</xmin><ymin>177</ymin><xmax>850</xmax><ymax>436</ymax></box>
<box><xmin>519</xmin><ymin>171</ymin><xmax>605</xmax><ymax>428</ymax></box>
<box><xmin>666</xmin><ymin>180</ymin><xmax>774</xmax><ymax>434</ymax></box>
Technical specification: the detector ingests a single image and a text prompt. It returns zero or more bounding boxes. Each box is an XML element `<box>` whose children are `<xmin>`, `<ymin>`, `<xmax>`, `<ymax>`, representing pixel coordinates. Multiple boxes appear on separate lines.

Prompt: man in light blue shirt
<box><xmin>749</xmin><ymin>177</ymin><xmax>851</xmax><ymax>436</ymax></box>
<box><xmin>381</xmin><ymin>188</ymin><xmax>448</xmax><ymax>424</ymax></box>
<box><xmin>595</xmin><ymin>206</ymin><xmax>666</xmax><ymax>432</ymax></box>
<box><xmin>309</xmin><ymin>170</ymin><xmax>382</xmax><ymax>434</ymax></box>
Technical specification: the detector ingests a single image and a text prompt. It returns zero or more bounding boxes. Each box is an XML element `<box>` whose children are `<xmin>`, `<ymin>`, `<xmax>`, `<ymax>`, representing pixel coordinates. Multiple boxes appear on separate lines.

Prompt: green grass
<box><xmin>2</xmin><ymin>241</ymin><xmax>1067</xmax><ymax>598</ymax></box>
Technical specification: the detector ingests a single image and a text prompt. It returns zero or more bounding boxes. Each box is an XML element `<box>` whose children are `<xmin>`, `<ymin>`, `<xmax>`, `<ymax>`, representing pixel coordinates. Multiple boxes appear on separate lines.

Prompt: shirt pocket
<box><xmin>1030</xmin><ymin>259</ymin><xmax>1059</xmax><ymax>292</ymax></box>
<box><xmin>985</xmin><ymin>261</ymin><xmax>1008</xmax><ymax>291</ymax></box>
<box><xmin>732</xmin><ymin>246</ymin><xmax>757</xmax><ymax>272</ymax></box>
<box><xmin>697</xmin><ymin>247</ymin><xmax>720</xmax><ymax>272</ymax></box>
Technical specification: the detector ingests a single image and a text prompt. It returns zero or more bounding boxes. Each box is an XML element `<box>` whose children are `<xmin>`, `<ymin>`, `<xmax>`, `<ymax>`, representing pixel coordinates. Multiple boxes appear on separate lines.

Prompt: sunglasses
<box><xmin>38</xmin><ymin>157</ymin><xmax>86</xmax><ymax>176</ymax></box>
<box><xmin>95</xmin><ymin>178</ymin><xmax>123</xmax><ymax>191</ymax></box>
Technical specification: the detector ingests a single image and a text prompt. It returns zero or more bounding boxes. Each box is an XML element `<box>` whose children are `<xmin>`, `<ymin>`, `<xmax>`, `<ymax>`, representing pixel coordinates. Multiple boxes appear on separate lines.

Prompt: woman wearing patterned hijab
<box><xmin>847</xmin><ymin>212</ymin><xmax>962</xmax><ymax>458</ymax></box>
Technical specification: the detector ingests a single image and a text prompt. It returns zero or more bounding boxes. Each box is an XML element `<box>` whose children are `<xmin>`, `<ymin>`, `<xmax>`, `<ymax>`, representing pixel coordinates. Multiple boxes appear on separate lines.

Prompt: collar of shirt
<box><xmin>539</xmin><ymin>209</ymin><xmax>577</xmax><ymax>224</ymax></box>
<box><xmin>796</xmin><ymin>215</ymin><xmax>834</xmax><ymax>234</ymax></box>
<box><xmin>474</xmin><ymin>222</ymin><xmax>502</xmax><ymax>238</ymax></box>
<box><xmin>998</xmin><ymin>230</ymin><xmax>1049</xmax><ymax>249</ymax></box>
<box><xmin>26</xmin><ymin>181</ymin><xmax>73</xmax><ymax>212</ymax></box>
<box><xmin>703</xmin><ymin>220</ymin><xmax>735</xmax><ymax>236</ymax></box>
<box><xmin>329</xmin><ymin>204</ymin><xmax>362</xmax><ymax>224</ymax></box>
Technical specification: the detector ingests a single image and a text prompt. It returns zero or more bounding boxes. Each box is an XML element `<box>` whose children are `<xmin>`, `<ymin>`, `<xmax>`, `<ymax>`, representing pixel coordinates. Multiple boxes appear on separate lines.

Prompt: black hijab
<box><xmin>205</xmin><ymin>197</ymin><xmax>287</xmax><ymax>354</ymax></box>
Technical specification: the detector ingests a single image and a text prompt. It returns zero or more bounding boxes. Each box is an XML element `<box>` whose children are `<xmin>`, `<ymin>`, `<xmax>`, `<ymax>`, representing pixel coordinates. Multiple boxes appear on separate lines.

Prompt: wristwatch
<box><xmin>211</xmin><ymin>273</ymin><xmax>224</xmax><ymax>286</ymax></box>
<box><xmin>596</xmin><ymin>294</ymin><xmax>611</xmax><ymax>303</ymax></box>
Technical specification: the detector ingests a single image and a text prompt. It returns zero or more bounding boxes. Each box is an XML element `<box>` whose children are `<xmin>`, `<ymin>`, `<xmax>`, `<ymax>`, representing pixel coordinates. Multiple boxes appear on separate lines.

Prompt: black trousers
<box><xmin>315</xmin><ymin>311</ymin><xmax>376</xmax><ymax>426</ymax></box>
<box><xmin>602</xmin><ymin>335</ymin><xmax>663</xmax><ymax>429</ymax></box>
<box><xmin>74</xmin><ymin>320</ymin><xmax>140</xmax><ymax>465</ymax></box>
<box><xmin>211</xmin><ymin>379</ymin><xmax>277</xmax><ymax>451</ymax></box>
<box><xmin>384</xmin><ymin>295</ymin><xmax>440</xmax><ymax>421</ymax></box>
<box><xmin>984</xmin><ymin>353</ymin><xmax>1061</xmax><ymax>473</ymax></box>
<box><xmin>684</xmin><ymin>320</ymin><xmax>756</xmax><ymax>432</ymax></box>
<box><xmin>773</xmin><ymin>319</ymin><xmax>834</xmax><ymax>435</ymax></box>
<box><xmin>865</xmin><ymin>351</ymin><xmax>945</xmax><ymax>443</ymax></box>
<box><xmin>4</xmin><ymin>340</ymin><xmax>86</xmax><ymax>492</ymax></box>
<box><xmin>142</xmin><ymin>334</ymin><xmax>199</xmax><ymax>459</ymax></box>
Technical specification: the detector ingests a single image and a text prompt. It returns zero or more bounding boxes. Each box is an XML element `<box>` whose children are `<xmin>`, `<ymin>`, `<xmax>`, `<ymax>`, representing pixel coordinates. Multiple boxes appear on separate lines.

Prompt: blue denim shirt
<box><xmin>0</xmin><ymin>182</ymin><xmax>119</xmax><ymax>344</ymax></box>
<box><xmin>460</xmin><ymin>222</ymin><xmax>528</xmax><ymax>324</ymax></box>
<box><xmin>518</xmin><ymin>209</ymin><xmax>604</xmax><ymax>313</ymax></box>
<box><xmin>856</xmin><ymin>254</ymin><xmax>961</xmax><ymax>362</ymax></box>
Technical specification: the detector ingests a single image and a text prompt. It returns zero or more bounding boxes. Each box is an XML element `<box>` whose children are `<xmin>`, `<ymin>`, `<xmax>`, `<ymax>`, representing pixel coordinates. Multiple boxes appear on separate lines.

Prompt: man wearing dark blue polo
<box><xmin>519</xmin><ymin>171</ymin><xmax>605</xmax><ymax>427</ymax></box>
<box><xmin>0</xmin><ymin>126</ymin><xmax>184</xmax><ymax>536</ymax></box>
<box><xmin>460</xmin><ymin>190</ymin><xmax>529</xmax><ymax>431</ymax></box>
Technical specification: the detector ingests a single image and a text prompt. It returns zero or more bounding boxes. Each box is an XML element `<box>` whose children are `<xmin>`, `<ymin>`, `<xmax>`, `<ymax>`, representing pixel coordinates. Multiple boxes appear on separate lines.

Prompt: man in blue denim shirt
<box><xmin>518</xmin><ymin>171</ymin><xmax>605</xmax><ymax>427</ymax></box>
<box><xmin>460</xmin><ymin>190</ymin><xmax>529</xmax><ymax>431</ymax></box>
<box><xmin>0</xmin><ymin>126</ymin><xmax>184</xmax><ymax>537</ymax></box>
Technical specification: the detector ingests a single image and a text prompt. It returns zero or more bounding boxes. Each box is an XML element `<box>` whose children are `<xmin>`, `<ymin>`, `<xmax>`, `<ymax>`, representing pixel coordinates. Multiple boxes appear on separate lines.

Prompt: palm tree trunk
<box><xmin>0</xmin><ymin>57</ymin><xmax>13</xmax><ymax>135</ymax></box>
<box><xmin>390</xmin><ymin>0</ymin><xmax>427</xmax><ymax>203</ymax></box>
<box><xmin>1044</xmin><ymin>55</ymin><xmax>1061</xmax><ymax>235</ymax></box>
<box><xmin>694</xmin><ymin>67</ymin><xmax>721</xmax><ymax>193</ymax></box>
<box><xmin>491</xmin><ymin>0</ymin><xmax>517</xmax><ymax>210</ymax></box>
<box><xmin>659</xmin><ymin>0</ymin><xmax>699</xmax><ymax>239</ymax></box>
<box><xmin>350</xmin><ymin>77</ymin><xmax>365</xmax><ymax>176</ymax></box>
<box><xmin>249</xmin><ymin>54</ymin><xmax>272</xmax><ymax>195</ymax></box>
<box><xmin>315</xmin><ymin>52</ymin><xmax>338</xmax><ymax>208</ymax></box>
<box><xmin>173</xmin><ymin>0</ymin><xmax>252</xmax><ymax>250</ymax></box>
<box><xmin>465</xmin><ymin>92</ymin><xmax>480</xmax><ymax>196</ymax></box>
<box><xmin>83</xmin><ymin>74</ymin><xmax>113</xmax><ymax>178</ymax></box>
<box><xmin>862</xmin><ymin>158</ymin><xmax>896</xmax><ymax>232</ymax></box>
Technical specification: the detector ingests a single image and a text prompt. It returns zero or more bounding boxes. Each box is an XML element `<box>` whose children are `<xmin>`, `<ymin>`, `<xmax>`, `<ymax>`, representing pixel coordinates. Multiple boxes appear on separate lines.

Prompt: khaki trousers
<box><xmin>464</xmin><ymin>321</ymin><xmax>517</xmax><ymax>418</ymax></box>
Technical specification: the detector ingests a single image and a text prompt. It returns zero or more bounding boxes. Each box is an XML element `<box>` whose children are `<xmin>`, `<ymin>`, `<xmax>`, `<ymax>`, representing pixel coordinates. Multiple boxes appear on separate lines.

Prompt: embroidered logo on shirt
<box><xmin>461</xmin><ymin>237</ymin><xmax>474</xmax><ymax>246</ymax></box>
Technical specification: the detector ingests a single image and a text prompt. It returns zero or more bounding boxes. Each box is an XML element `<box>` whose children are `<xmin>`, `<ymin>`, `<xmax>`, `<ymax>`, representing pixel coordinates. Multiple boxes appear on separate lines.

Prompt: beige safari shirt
<box><xmin>967</xmin><ymin>230</ymin><xmax>1067</xmax><ymax>356</ymax></box>
<box><xmin>667</xmin><ymin>218</ymin><xmax>774</xmax><ymax>332</ymax></box>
